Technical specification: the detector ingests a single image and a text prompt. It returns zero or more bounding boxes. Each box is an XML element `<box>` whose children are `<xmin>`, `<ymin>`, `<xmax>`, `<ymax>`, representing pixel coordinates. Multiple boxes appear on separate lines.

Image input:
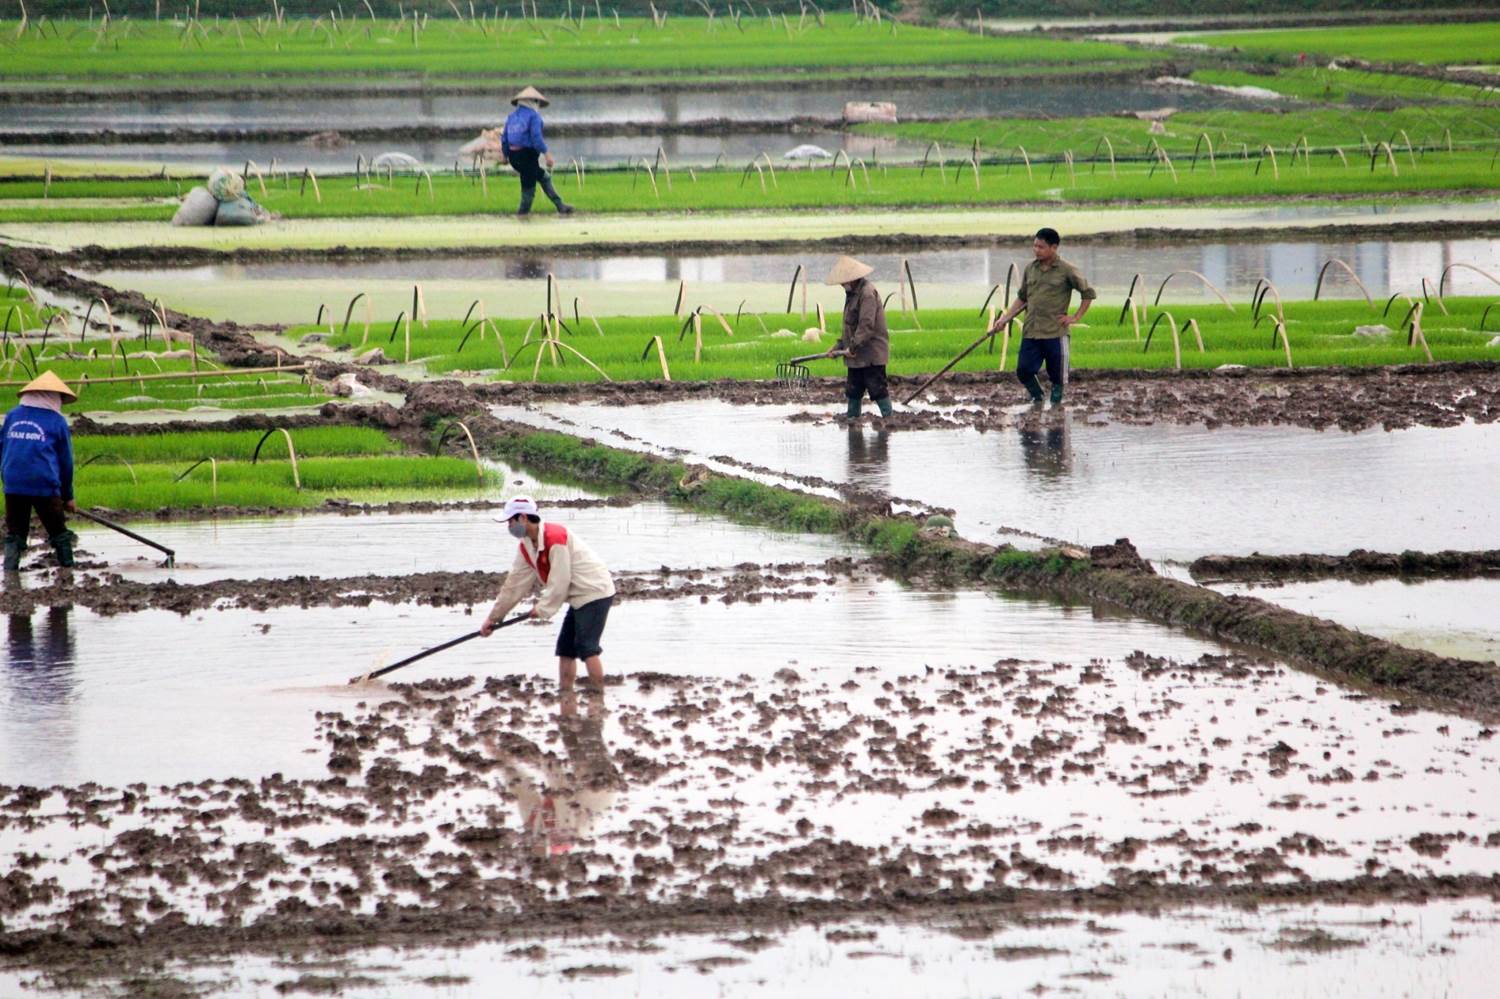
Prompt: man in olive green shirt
<box><xmin>989</xmin><ymin>227</ymin><xmax>1096</xmax><ymax>404</ymax></box>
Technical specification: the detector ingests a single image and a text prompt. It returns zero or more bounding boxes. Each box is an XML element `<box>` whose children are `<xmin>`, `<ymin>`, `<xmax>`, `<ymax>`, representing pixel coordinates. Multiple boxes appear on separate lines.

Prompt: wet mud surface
<box><xmin>2</xmin><ymin>654</ymin><xmax>1497</xmax><ymax>978</ymax></box>
<box><xmin>1192</xmin><ymin>547</ymin><xmax>1500</xmax><ymax>582</ymax></box>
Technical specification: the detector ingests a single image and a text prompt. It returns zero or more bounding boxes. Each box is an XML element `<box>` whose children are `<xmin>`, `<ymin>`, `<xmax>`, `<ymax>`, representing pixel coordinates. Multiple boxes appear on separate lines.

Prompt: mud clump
<box><xmin>1088</xmin><ymin>539</ymin><xmax>1153</xmax><ymax>574</ymax></box>
<box><xmin>1191</xmin><ymin>547</ymin><xmax>1500</xmax><ymax>582</ymax></box>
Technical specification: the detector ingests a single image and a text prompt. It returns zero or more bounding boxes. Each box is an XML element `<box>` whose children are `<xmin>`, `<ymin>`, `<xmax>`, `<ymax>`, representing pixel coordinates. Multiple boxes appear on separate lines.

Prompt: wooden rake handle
<box><xmin>351</xmin><ymin>614</ymin><xmax>530</xmax><ymax>684</ymax></box>
<box><xmin>900</xmin><ymin>328</ymin><xmax>996</xmax><ymax>406</ymax></box>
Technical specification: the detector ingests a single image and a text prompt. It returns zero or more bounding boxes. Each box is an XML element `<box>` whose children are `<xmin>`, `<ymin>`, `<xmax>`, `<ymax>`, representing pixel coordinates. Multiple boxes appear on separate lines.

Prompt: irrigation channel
<box><xmin>85</xmin><ymin>234</ymin><xmax>1500</xmax><ymax>322</ymax></box>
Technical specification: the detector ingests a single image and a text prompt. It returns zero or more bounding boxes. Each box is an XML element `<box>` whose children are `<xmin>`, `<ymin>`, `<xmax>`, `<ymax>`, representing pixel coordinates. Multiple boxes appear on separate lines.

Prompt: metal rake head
<box><xmin>775</xmin><ymin>361</ymin><xmax>811</xmax><ymax>388</ymax></box>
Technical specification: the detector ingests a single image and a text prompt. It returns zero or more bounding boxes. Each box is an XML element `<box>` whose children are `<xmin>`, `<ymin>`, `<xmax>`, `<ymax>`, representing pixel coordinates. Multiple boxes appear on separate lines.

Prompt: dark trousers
<box><xmin>845</xmin><ymin>365</ymin><xmax>889</xmax><ymax>402</ymax></box>
<box><xmin>509</xmin><ymin>148</ymin><xmax>566</xmax><ymax>214</ymax></box>
<box><xmin>1016</xmin><ymin>336</ymin><xmax>1066</xmax><ymax>390</ymax></box>
<box><xmin>5</xmin><ymin>494</ymin><xmax>68</xmax><ymax>545</ymax></box>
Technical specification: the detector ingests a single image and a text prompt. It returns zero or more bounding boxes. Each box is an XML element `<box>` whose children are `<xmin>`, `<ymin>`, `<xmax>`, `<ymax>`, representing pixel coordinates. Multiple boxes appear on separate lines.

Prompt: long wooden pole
<box><xmin>900</xmin><ymin>329</ymin><xmax>995</xmax><ymax>405</ymax></box>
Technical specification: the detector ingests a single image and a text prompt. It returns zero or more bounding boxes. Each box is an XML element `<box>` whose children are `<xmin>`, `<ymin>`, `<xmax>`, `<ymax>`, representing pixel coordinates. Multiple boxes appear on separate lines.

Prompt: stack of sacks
<box><xmin>171</xmin><ymin>167</ymin><xmax>272</xmax><ymax>227</ymax></box>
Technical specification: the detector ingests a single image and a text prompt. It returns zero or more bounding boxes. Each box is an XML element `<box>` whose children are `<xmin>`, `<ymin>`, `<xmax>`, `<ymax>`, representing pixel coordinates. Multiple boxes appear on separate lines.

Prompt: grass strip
<box><xmin>1190</xmin><ymin>67</ymin><xmax>1500</xmax><ymax>105</ymax></box>
<box><xmin>296</xmin><ymin>298</ymin><xmax>1500</xmax><ymax>384</ymax></box>
<box><xmin>1185</xmin><ymin>22</ymin><xmax>1500</xmax><ymax>66</ymax></box>
<box><xmin>0</xmin><ymin>16</ymin><xmax>1148</xmax><ymax>79</ymax></box>
<box><xmin>5</xmin><ymin>144</ymin><xmax>1499</xmax><ymax>223</ymax></box>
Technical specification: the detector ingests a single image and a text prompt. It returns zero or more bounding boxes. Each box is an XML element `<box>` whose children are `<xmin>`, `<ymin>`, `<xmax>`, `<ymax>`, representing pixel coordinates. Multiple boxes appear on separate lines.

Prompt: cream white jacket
<box><xmin>486</xmin><ymin>520</ymin><xmax>616</xmax><ymax>624</ymax></box>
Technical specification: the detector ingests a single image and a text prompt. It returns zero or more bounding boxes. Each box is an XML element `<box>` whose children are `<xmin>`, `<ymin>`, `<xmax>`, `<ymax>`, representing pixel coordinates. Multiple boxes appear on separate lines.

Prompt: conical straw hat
<box><xmin>20</xmin><ymin>370</ymin><xmax>77</xmax><ymax>402</ymax></box>
<box><xmin>510</xmin><ymin>85</ymin><xmax>550</xmax><ymax>107</ymax></box>
<box><xmin>825</xmin><ymin>255</ymin><xmax>874</xmax><ymax>285</ymax></box>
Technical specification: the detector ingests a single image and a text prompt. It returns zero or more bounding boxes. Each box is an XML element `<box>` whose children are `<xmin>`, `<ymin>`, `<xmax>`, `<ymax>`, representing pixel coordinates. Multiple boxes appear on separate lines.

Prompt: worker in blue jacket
<box><xmin>2</xmin><ymin>371</ymin><xmax>78</xmax><ymax>571</ymax></box>
<box><xmin>501</xmin><ymin>85</ymin><xmax>575</xmax><ymax>218</ymax></box>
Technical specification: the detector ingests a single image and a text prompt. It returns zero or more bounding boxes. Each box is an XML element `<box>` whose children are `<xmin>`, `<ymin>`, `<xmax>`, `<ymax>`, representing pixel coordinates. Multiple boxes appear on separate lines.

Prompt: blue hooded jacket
<box><xmin>502</xmin><ymin>104</ymin><xmax>548</xmax><ymax>155</ymax></box>
<box><xmin>1</xmin><ymin>404</ymin><xmax>74</xmax><ymax>500</ymax></box>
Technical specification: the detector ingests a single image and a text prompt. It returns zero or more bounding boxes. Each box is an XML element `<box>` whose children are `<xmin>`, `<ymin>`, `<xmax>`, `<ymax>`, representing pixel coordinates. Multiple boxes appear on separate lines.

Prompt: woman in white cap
<box><xmin>826</xmin><ymin>255</ymin><xmax>892</xmax><ymax>420</ymax></box>
<box><xmin>481</xmin><ymin>496</ymin><xmax>616</xmax><ymax>690</ymax></box>
<box><xmin>501</xmin><ymin>86</ymin><xmax>575</xmax><ymax>217</ymax></box>
<box><xmin>1</xmin><ymin>371</ymin><xmax>79</xmax><ymax>571</ymax></box>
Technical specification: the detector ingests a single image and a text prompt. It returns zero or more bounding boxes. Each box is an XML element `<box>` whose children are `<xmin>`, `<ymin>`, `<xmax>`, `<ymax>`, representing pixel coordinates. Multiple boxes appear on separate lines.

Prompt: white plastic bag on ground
<box><xmin>171</xmin><ymin>186</ymin><xmax>219</xmax><ymax>226</ymax></box>
<box><xmin>206</xmin><ymin>167</ymin><xmax>246</xmax><ymax>202</ymax></box>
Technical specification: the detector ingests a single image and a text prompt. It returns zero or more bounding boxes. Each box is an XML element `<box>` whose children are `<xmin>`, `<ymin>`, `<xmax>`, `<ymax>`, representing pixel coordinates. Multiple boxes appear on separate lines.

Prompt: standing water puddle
<box><xmin>70</xmin><ymin>502</ymin><xmax>860</xmax><ymax>585</ymax></box>
<box><xmin>1210</xmin><ymin>577</ymin><xmax>1500</xmax><ymax>665</ymax></box>
<box><xmin>494</xmin><ymin>401</ymin><xmax>1500</xmax><ymax>561</ymax></box>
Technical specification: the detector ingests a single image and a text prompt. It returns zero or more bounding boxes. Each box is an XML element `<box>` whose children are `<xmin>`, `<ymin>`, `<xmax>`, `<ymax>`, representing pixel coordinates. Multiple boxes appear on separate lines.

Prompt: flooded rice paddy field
<box><xmin>1209</xmin><ymin>577</ymin><xmax>1500</xmax><ymax>666</ymax></box>
<box><xmin>60</xmin><ymin>501</ymin><xmax>860</xmax><ymax>586</ymax></box>
<box><xmin>2</xmin><ymin>611</ymin><xmax>1497</xmax><ymax>991</ymax></box>
<box><xmin>10</xmin><ymin>898</ymin><xmax>1487</xmax><ymax>998</ymax></box>
<box><xmin>492</xmin><ymin>401</ymin><xmax>1500</xmax><ymax>562</ymax></box>
<box><xmin>84</xmin><ymin>234</ymin><xmax>1500</xmax><ymax>323</ymax></box>
<box><xmin>0</xmin><ymin>81</ymin><xmax>1260</xmax><ymax>134</ymax></box>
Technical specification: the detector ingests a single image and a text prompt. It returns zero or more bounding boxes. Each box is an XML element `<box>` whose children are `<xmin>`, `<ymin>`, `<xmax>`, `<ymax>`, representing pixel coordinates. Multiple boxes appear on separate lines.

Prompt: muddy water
<box><xmin>38</xmin><ymin>898</ymin><xmax>1489</xmax><ymax>998</ymax></box>
<box><xmin>73</xmin><ymin>502</ymin><xmax>858</xmax><ymax>584</ymax></box>
<box><xmin>1</xmin><ymin>81</ymin><xmax>1259</xmax><ymax>134</ymax></box>
<box><xmin>495</xmin><ymin>402</ymin><xmax>1500</xmax><ymax>560</ymax></box>
<box><xmin>86</xmin><ymin>234</ymin><xmax>1500</xmax><ymax>323</ymax></box>
<box><xmin>0</xmin><ymin>581</ymin><xmax>1225</xmax><ymax>787</ymax></box>
<box><xmin>1212</xmin><ymin>577</ymin><xmax>1500</xmax><ymax>665</ymax></box>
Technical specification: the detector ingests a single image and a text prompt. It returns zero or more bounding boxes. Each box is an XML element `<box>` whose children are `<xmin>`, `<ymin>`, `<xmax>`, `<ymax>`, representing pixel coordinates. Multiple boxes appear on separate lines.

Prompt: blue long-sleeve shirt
<box><xmin>502</xmin><ymin>104</ymin><xmax>548</xmax><ymax>155</ymax></box>
<box><xmin>1</xmin><ymin>404</ymin><xmax>74</xmax><ymax>500</ymax></box>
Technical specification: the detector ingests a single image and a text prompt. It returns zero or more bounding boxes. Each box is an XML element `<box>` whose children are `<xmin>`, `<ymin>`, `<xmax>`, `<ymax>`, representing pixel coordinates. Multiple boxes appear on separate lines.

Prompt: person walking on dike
<box><xmin>2</xmin><ymin>372</ymin><xmax>79</xmax><ymax>571</ymax></box>
<box><xmin>481</xmin><ymin>496</ymin><xmax>616</xmax><ymax>691</ymax></box>
<box><xmin>501</xmin><ymin>86</ymin><xmax>576</xmax><ymax>217</ymax></box>
<box><xmin>827</xmin><ymin>255</ymin><xmax>893</xmax><ymax>420</ymax></box>
<box><xmin>988</xmin><ymin>228</ymin><xmax>1095</xmax><ymax>405</ymax></box>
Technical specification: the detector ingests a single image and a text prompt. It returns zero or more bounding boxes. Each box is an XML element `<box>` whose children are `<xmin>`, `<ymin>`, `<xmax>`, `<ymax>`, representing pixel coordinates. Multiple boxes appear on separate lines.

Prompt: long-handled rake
<box><xmin>776</xmin><ymin>349</ymin><xmax>841</xmax><ymax>387</ymax></box>
<box><xmin>348</xmin><ymin>613</ymin><xmax>529</xmax><ymax>684</ymax></box>
<box><xmin>74</xmin><ymin>508</ymin><xmax>176</xmax><ymax>568</ymax></box>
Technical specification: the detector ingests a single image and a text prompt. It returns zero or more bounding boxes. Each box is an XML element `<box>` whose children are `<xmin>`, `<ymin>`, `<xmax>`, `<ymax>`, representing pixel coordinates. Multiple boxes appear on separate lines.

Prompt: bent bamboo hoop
<box><xmin>1143</xmin><ymin>311</ymin><xmax>1182</xmax><ymax>370</ymax></box>
<box><xmin>1312</xmin><ymin>259</ymin><xmax>1374</xmax><ymax>308</ymax></box>
<box><xmin>173</xmin><ymin>456</ymin><xmax>219</xmax><ymax>500</ymax></box>
<box><xmin>1437</xmin><ymin>262</ymin><xmax>1500</xmax><ymax>303</ymax></box>
<box><xmin>1153</xmin><ymin>271</ymin><xmax>1235</xmax><ymax>311</ymax></box>
<box><xmin>250</xmin><ymin>427</ymin><xmax>301</xmax><ymax>490</ymax></box>
<box><xmin>640</xmin><ymin>335</ymin><xmax>671</xmax><ymax>381</ymax></box>
<box><xmin>435</xmin><ymin>419</ymin><xmax>486</xmax><ymax>481</ymax></box>
<box><xmin>1420</xmin><ymin>277</ymin><xmax>1449</xmax><ymax>315</ymax></box>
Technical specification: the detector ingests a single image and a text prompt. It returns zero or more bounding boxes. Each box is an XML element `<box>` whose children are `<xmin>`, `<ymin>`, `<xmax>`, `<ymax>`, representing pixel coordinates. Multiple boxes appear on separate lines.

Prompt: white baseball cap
<box><xmin>494</xmin><ymin>495</ymin><xmax>540</xmax><ymax>523</ymax></box>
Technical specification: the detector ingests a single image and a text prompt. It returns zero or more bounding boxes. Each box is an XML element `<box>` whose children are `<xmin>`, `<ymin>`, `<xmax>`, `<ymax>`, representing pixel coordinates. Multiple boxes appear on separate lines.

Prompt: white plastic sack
<box><xmin>171</xmin><ymin>186</ymin><xmax>219</xmax><ymax>227</ymax></box>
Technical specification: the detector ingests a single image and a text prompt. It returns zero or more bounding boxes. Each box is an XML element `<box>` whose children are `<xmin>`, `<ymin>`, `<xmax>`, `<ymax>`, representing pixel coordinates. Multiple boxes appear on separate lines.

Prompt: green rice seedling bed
<box><xmin>1186</xmin><ymin>22</ymin><xmax>1500</xmax><ymax>66</ymax></box>
<box><xmin>74</xmin><ymin>455</ymin><xmax>497</xmax><ymax>512</ymax></box>
<box><xmin>0</xmin><ymin>15</ymin><xmax>1147</xmax><ymax>80</ymax></box>
<box><xmin>73</xmin><ymin>426</ymin><xmax>400</xmax><ymax>464</ymax></box>
<box><xmin>856</xmin><ymin>105</ymin><xmax>1499</xmax><ymax>161</ymax></box>
<box><xmin>295</xmin><ymin>297</ymin><xmax>1500</xmax><ymax>385</ymax></box>
<box><xmin>4</xmin><ymin>146</ymin><xmax>1497</xmax><ymax>225</ymax></box>
<box><xmin>0</xmin><ymin>329</ymin><xmax>333</xmax><ymax>412</ymax></box>
<box><xmin>1190</xmin><ymin>67</ymin><xmax>1500</xmax><ymax>105</ymax></box>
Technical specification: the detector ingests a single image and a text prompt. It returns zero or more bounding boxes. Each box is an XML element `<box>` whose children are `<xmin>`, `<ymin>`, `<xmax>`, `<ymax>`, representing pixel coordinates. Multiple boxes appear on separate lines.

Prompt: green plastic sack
<box><xmin>206</xmin><ymin>167</ymin><xmax>246</xmax><ymax>202</ymax></box>
<box><xmin>214</xmin><ymin>195</ymin><xmax>266</xmax><ymax>227</ymax></box>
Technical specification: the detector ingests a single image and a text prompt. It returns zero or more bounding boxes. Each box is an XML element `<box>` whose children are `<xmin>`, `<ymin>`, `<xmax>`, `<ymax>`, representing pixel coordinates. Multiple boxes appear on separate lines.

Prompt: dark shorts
<box><xmin>555</xmin><ymin>596</ymin><xmax>612</xmax><ymax>659</ymax></box>
<box><xmin>845</xmin><ymin>364</ymin><xmax>889</xmax><ymax>401</ymax></box>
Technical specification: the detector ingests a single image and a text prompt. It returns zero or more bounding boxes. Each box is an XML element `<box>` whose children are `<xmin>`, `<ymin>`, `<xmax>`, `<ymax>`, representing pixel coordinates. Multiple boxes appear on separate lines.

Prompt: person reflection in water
<box><xmin>6</xmin><ymin>608</ymin><xmax>76</xmax><ymax>707</ymax></box>
<box><xmin>1018</xmin><ymin>415</ymin><xmax>1072</xmax><ymax>481</ymax></box>
<box><xmin>485</xmin><ymin>691</ymin><xmax>623</xmax><ymax>858</ymax></box>
<box><xmin>846</xmin><ymin>425</ymin><xmax>892</xmax><ymax>496</ymax></box>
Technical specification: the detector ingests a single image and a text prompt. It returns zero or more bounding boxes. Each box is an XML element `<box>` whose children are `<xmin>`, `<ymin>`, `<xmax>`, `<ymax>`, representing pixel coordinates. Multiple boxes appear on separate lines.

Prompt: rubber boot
<box><xmin>48</xmin><ymin>530</ymin><xmax>76</xmax><ymax>569</ymax></box>
<box><xmin>540</xmin><ymin>173</ymin><xmax>574</xmax><ymax>215</ymax></box>
<box><xmin>1049</xmin><ymin>382</ymin><xmax>1065</xmax><ymax>405</ymax></box>
<box><xmin>1019</xmin><ymin>373</ymin><xmax>1045</xmax><ymax>403</ymax></box>
<box><xmin>3</xmin><ymin>536</ymin><xmax>23</xmax><ymax>572</ymax></box>
<box><xmin>876</xmin><ymin>396</ymin><xmax>893</xmax><ymax>418</ymax></box>
<box><xmin>846</xmin><ymin>396</ymin><xmax>862</xmax><ymax>419</ymax></box>
<box><xmin>517</xmin><ymin>179</ymin><xmax>537</xmax><ymax>216</ymax></box>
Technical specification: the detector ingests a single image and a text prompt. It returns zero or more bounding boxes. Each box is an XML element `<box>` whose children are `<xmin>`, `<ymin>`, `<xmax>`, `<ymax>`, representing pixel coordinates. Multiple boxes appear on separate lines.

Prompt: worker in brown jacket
<box><xmin>826</xmin><ymin>255</ymin><xmax>892</xmax><ymax>419</ymax></box>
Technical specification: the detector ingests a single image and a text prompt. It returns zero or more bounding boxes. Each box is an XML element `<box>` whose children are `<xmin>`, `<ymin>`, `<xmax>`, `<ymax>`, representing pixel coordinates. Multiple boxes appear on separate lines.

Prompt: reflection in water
<box><xmin>1018</xmin><ymin>413</ymin><xmax>1072</xmax><ymax>481</ymax></box>
<box><xmin>4</xmin><ymin>608</ymin><xmax>79</xmax><ymax>775</ymax></box>
<box><xmin>488</xmin><ymin>693</ymin><xmax>623</xmax><ymax>858</ymax></box>
<box><xmin>6</xmin><ymin>608</ymin><xmax>76</xmax><ymax>706</ymax></box>
<box><xmin>846</xmin><ymin>427</ymin><xmax>891</xmax><ymax>494</ymax></box>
